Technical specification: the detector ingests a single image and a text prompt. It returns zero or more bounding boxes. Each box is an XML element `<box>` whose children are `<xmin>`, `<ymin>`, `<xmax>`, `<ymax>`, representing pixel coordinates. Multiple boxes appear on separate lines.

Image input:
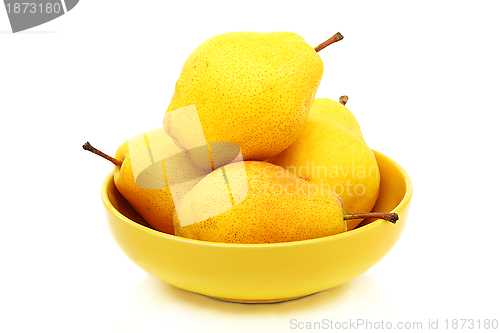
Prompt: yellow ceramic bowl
<box><xmin>101</xmin><ymin>150</ymin><xmax>412</xmax><ymax>303</ymax></box>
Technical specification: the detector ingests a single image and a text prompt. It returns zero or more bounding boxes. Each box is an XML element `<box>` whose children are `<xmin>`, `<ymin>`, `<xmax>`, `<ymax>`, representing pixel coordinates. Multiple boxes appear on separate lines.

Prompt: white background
<box><xmin>1</xmin><ymin>1</ymin><xmax>499</xmax><ymax>332</ymax></box>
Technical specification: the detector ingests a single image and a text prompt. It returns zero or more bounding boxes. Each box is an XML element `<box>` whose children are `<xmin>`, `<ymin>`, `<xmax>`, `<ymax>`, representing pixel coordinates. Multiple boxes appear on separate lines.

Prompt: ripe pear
<box><xmin>164</xmin><ymin>32</ymin><xmax>343</xmax><ymax>167</ymax></box>
<box><xmin>267</xmin><ymin>98</ymin><xmax>380</xmax><ymax>230</ymax></box>
<box><xmin>84</xmin><ymin>128</ymin><xmax>210</xmax><ymax>234</ymax></box>
<box><xmin>172</xmin><ymin>161</ymin><xmax>397</xmax><ymax>244</ymax></box>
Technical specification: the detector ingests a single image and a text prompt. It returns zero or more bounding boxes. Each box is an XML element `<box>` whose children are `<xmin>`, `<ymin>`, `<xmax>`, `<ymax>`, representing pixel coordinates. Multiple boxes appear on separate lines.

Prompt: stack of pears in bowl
<box><xmin>86</xmin><ymin>31</ymin><xmax>412</xmax><ymax>303</ymax></box>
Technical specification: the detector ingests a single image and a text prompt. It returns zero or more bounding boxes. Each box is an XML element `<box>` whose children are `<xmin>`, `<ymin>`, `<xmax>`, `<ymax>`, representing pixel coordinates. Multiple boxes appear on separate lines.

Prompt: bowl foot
<box><xmin>205</xmin><ymin>292</ymin><xmax>318</xmax><ymax>304</ymax></box>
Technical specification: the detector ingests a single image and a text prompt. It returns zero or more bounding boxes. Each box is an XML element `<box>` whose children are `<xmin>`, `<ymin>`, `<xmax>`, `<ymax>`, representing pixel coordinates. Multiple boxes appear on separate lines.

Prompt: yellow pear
<box><xmin>164</xmin><ymin>32</ymin><xmax>343</xmax><ymax>167</ymax></box>
<box><xmin>172</xmin><ymin>161</ymin><xmax>396</xmax><ymax>244</ymax></box>
<box><xmin>172</xmin><ymin>161</ymin><xmax>347</xmax><ymax>243</ymax></box>
<box><xmin>267</xmin><ymin>98</ymin><xmax>380</xmax><ymax>230</ymax></box>
<box><xmin>84</xmin><ymin>128</ymin><xmax>210</xmax><ymax>234</ymax></box>
<box><xmin>314</xmin><ymin>96</ymin><xmax>362</xmax><ymax>135</ymax></box>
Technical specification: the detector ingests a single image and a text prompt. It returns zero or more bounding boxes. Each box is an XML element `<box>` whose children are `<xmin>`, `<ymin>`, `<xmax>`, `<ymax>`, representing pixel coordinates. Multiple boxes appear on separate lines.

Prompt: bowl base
<box><xmin>206</xmin><ymin>292</ymin><xmax>318</xmax><ymax>304</ymax></box>
<box><xmin>177</xmin><ymin>285</ymin><xmax>320</xmax><ymax>303</ymax></box>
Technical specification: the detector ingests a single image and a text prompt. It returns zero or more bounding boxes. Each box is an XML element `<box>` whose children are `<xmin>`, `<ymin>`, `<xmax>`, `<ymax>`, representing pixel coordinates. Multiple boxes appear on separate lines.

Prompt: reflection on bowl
<box><xmin>101</xmin><ymin>150</ymin><xmax>412</xmax><ymax>303</ymax></box>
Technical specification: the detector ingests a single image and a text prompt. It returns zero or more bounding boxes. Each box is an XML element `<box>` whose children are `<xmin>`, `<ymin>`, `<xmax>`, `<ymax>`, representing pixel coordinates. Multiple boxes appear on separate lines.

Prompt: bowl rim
<box><xmin>101</xmin><ymin>149</ymin><xmax>412</xmax><ymax>248</ymax></box>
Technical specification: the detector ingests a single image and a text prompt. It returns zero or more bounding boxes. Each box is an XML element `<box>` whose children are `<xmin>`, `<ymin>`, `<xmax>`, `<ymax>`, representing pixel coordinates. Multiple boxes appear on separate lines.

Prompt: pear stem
<box><xmin>315</xmin><ymin>32</ymin><xmax>344</xmax><ymax>52</ymax></box>
<box><xmin>344</xmin><ymin>212</ymin><xmax>399</xmax><ymax>224</ymax></box>
<box><xmin>82</xmin><ymin>142</ymin><xmax>122</xmax><ymax>168</ymax></box>
<box><xmin>339</xmin><ymin>95</ymin><xmax>348</xmax><ymax>105</ymax></box>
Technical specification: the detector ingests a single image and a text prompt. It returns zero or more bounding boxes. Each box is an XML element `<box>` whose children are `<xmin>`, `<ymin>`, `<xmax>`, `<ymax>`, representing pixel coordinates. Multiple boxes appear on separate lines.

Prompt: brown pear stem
<box><xmin>315</xmin><ymin>32</ymin><xmax>344</xmax><ymax>52</ymax></box>
<box><xmin>82</xmin><ymin>142</ymin><xmax>122</xmax><ymax>168</ymax></box>
<box><xmin>339</xmin><ymin>95</ymin><xmax>348</xmax><ymax>105</ymax></box>
<box><xmin>344</xmin><ymin>212</ymin><xmax>399</xmax><ymax>224</ymax></box>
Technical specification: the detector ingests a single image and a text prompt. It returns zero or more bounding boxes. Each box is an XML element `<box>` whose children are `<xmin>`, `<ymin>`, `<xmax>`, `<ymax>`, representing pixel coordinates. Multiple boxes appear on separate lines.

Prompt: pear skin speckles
<box><xmin>165</xmin><ymin>32</ymin><xmax>324</xmax><ymax>162</ymax></box>
<box><xmin>172</xmin><ymin>161</ymin><xmax>346</xmax><ymax>244</ymax></box>
<box><xmin>267</xmin><ymin>98</ymin><xmax>380</xmax><ymax>230</ymax></box>
<box><xmin>114</xmin><ymin>128</ymin><xmax>210</xmax><ymax>235</ymax></box>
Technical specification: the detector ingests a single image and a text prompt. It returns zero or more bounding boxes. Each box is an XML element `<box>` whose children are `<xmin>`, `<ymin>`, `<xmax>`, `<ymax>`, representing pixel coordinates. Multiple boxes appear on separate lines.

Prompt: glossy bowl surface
<box><xmin>101</xmin><ymin>150</ymin><xmax>412</xmax><ymax>303</ymax></box>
